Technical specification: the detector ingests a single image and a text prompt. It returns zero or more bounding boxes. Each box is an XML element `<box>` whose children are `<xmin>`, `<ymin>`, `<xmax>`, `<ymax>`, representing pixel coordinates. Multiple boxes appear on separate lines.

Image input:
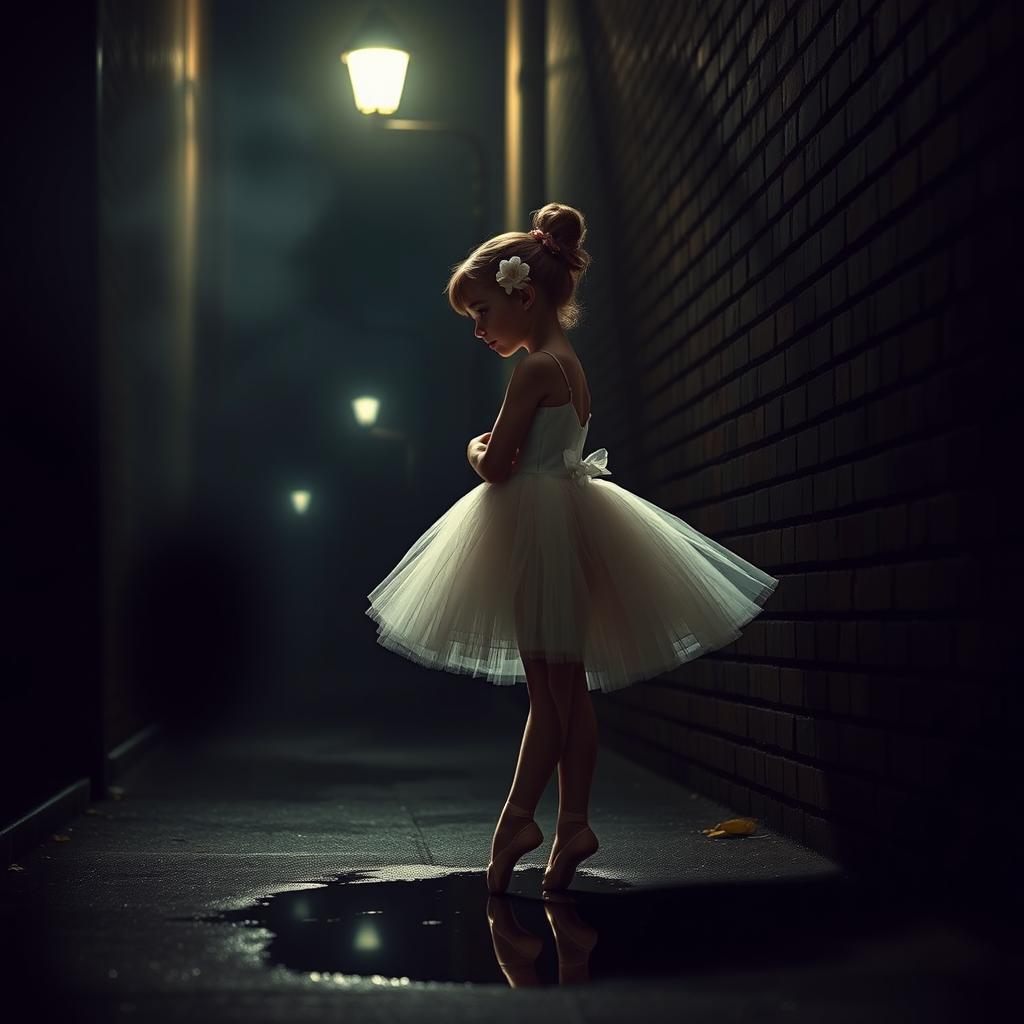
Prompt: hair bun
<box><xmin>530</xmin><ymin>202</ymin><xmax>589</xmax><ymax>276</ymax></box>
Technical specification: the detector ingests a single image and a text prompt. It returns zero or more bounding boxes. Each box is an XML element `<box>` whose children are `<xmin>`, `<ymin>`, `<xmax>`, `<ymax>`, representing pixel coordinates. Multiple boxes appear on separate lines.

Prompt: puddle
<box><xmin>185</xmin><ymin>866</ymin><xmax>998</xmax><ymax>989</ymax></box>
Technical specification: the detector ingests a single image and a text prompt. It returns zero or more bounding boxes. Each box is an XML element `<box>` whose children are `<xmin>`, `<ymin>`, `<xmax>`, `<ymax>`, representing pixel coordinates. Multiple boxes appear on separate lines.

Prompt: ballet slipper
<box><xmin>486</xmin><ymin>800</ymin><xmax>543</xmax><ymax>895</ymax></box>
<box><xmin>542</xmin><ymin>811</ymin><xmax>599</xmax><ymax>891</ymax></box>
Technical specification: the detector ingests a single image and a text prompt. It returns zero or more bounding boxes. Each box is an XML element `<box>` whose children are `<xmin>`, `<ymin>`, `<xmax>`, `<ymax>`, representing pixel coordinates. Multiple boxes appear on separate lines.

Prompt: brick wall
<box><xmin>548</xmin><ymin>0</ymin><xmax>1021</xmax><ymax>885</ymax></box>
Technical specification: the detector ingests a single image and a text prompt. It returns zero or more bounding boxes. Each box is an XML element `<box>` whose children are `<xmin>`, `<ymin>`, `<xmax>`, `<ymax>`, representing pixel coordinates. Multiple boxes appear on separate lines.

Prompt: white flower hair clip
<box><xmin>495</xmin><ymin>256</ymin><xmax>531</xmax><ymax>295</ymax></box>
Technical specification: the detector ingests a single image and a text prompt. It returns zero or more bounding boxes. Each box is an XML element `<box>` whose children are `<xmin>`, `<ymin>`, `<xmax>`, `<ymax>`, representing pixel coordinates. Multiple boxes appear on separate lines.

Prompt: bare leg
<box><xmin>549</xmin><ymin>660</ymin><xmax>598</xmax><ymax>865</ymax></box>
<box><xmin>489</xmin><ymin>655</ymin><xmax>562</xmax><ymax>864</ymax></box>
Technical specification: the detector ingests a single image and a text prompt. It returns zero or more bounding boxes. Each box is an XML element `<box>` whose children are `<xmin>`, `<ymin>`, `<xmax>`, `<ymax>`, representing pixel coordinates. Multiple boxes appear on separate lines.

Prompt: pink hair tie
<box><xmin>529</xmin><ymin>228</ymin><xmax>561</xmax><ymax>254</ymax></box>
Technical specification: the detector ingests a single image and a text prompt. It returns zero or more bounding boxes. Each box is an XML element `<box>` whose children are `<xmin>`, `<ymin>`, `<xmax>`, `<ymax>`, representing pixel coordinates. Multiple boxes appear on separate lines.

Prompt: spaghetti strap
<box><xmin>540</xmin><ymin>350</ymin><xmax>573</xmax><ymax>400</ymax></box>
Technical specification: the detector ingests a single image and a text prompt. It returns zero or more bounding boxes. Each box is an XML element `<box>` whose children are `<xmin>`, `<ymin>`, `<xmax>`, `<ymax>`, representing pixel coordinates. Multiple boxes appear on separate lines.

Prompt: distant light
<box><xmin>340</xmin><ymin>9</ymin><xmax>409</xmax><ymax>116</ymax></box>
<box><xmin>352</xmin><ymin>396</ymin><xmax>380</xmax><ymax>427</ymax></box>
<box><xmin>353</xmin><ymin>919</ymin><xmax>382</xmax><ymax>951</ymax></box>
<box><xmin>290</xmin><ymin>490</ymin><xmax>312</xmax><ymax>514</ymax></box>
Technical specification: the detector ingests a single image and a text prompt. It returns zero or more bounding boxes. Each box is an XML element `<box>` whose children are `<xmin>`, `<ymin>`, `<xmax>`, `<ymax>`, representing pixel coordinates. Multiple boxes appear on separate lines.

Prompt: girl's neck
<box><xmin>526</xmin><ymin>328</ymin><xmax>571</xmax><ymax>355</ymax></box>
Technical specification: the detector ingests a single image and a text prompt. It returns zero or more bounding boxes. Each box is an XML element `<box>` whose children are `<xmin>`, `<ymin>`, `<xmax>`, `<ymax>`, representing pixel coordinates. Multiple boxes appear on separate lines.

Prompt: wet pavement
<box><xmin>1</xmin><ymin>681</ymin><xmax>1018</xmax><ymax>1021</ymax></box>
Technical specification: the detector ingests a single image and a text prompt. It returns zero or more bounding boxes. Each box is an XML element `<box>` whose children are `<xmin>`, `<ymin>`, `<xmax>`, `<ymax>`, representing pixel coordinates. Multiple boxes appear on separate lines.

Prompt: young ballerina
<box><xmin>366</xmin><ymin>202</ymin><xmax>779</xmax><ymax>895</ymax></box>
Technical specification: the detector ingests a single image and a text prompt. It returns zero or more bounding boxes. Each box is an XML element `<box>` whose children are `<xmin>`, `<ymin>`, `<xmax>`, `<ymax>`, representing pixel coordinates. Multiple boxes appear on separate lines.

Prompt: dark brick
<box><xmin>783</xmin><ymin>384</ymin><xmax>808</xmax><ymax>427</ymax></box>
<box><xmin>893</xmin><ymin>561</ymin><xmax>932</xmax><ymax>610</ymax></box>
<box><xmin>794</xmin><ymin>620</ymin><xmax>815</xmax><ymax>661</ymax></box>
<box><xmin>793</xmin><ymin>522</ymin><xmax>815</xmax><ymax>562</ymax></box>
<box><xmin>840</xmin><ymin>722</ymin><xmax>888</xmax><ymax>774</ymax></box>
<box><xmin>796</xmin><ymin>425</ymin><xmax>819</xmax><ymax>467</ymax></box>
<box><xmin>807</xmin><ymin>370</ymin><xmax>835</xmax><ymax>417</ymax></box>
<box><xmin>806</xmin><ymin>569</ymin><xmax>831</xmax><ymax>606</ymax></box>
<box><xmin>853</xmin><ymin>566</ymin><xmax>892</xmax><ymax>610</ymax></box>
<box><xmin>939</xmin><ymin>19</ymin><xmax>987</xmax><ymax>102</ymax></box>
<box><xmin>813</xmin><ymin>468</ymin><xmax>837</xmax><ymax>512</ymax></box>
<box><xmin>805</xmin><ymin>670</ymin><xmax>830</xmax><ymax>710</ymax></box>
<box><xmin>752</xmin><ymin>664</ymin><xmax>782</xmax><ymax>703</ymax></box>
<box><xmin>759</xmin><ymin>352</ymin><xmax>786</xmax><ymax>394</ymax></box>
<box><xmin>795</xmin><ymin>716</ymin><xmax>817</xmax><ymax>757</ymax></box>
<box><xmin>803</xmin><ymin>813</ymin><xmax>838</xmax><ymax>857</ymax></box>
<box><xmin>781</xmin><ymin>756</ymin><xmax>800</xmax><ymax>800</ymax></box>
<box><xmin>776</xmin><ymin>713</ymin><xmax>796</xmax><ymax>752</ymax></box>
<box><xmin>815</xmin><ymin>621</ymin><xmax>840</xmax><ymax>662</ymax></box>
<box><xmin>781</xmin><ymin>802</ymin><xmax>806</xmax><ymax>844</ymax></box>
<box><xmin>883</xmin><ymin>622</ymin><xmax>910</xmax><ymax>669</ymax></box>
<box><xmin>877</xmin><ymin>504</ymin><xmax>908</xmax><ymax>551</ymax></box>
<box><xmin>736</xmin><ymin>745</ymin><xmax>758</xmax><ymax>783</ymax></box>
<box><xmin>907</xmin><ymin>619</ymin><xmax>953</xmax><ymax>669</ymax></box>
<box><xmin>779</xmin><ymin>667</ymin><xmax>804</xmax><ymax>706</ymax></box>
<box><xmin>765</xmin><ymin>753</ymin><xmax>786</xmax><ymax>792</ymax></box>
<box><xmin>889</xmin><ymin>733</ymin><xmax>926</xmax><ymax>786</ymax></box>
<box><xmin>798</xmin><ymin>763</ymin><xmax>827</xmax><ymax>808</ymax></box>
<box><xmin>817</xmin><ymin>720</ymin><xmax>840</xmax><ymax>761</ymax></box>
<box><xmin>838</xmin><ymin>621</ymin><xmax>858</xmax><ymax>661</ymax></box>
<box><xmin>815</xmin><ymin>520</ymin><xmax>839</xmax><ymax>561</ymax></box>
<box><xmin>829</xmin><ymin>772</ymin><xmax>876</xmax><ymax>823</ymax></box>
<box><xmin>827</xmin><ymin>570</ymin><xmax>853</xmax><ymax>611</ymax></box>
<box><xmin>865</xmin><ymin>676</ymin><xmax>900</xmax><ymax>723</ymax></box>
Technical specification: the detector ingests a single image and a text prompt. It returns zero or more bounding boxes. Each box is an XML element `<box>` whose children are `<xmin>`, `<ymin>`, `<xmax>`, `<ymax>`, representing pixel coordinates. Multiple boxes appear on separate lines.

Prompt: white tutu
<box><xmin>366</xmin><ymin>458</ymin><xmax>778</xmax><ymax>694</ymax></box>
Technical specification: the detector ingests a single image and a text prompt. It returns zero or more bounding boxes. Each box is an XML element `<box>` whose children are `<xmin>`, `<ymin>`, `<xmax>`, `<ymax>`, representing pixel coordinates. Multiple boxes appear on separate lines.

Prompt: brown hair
<box><xmin>444</xmin><ymin>202</ymin><xmax>592</xmax><ymax>330</ymax></box>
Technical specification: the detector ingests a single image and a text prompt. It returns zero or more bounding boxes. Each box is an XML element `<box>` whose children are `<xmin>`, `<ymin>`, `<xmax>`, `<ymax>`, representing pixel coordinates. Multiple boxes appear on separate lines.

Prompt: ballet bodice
<box><xmin>512</xmin><ymin>352</ymin><xmax>611</xmax><ymax>486</ymax></box>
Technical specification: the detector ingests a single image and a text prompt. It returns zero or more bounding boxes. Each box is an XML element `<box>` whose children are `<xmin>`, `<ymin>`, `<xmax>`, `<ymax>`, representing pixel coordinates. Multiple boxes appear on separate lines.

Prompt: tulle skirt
<box><xmin>365</xmin><ymin>472</ymin><xmax>779</xmax><ymax>693</ymax></box>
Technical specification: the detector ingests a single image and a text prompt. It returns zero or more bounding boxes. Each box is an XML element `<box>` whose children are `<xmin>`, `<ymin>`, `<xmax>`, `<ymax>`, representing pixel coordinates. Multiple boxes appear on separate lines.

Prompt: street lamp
<box><xmin>339</xmin><ymin>8</ymin><xmax>409</xmax><ymax>115</ymax></box>
<box><xmin>339</xmin><ymin>6</ymin><xmax>487</xmax><ymax>239</ymax></box>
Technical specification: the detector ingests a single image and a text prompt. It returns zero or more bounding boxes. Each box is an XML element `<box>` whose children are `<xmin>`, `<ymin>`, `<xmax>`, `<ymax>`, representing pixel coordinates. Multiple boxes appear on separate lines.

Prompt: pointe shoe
<box><xmin>542</xmin><ymin>812</ymin><xmax>599</xmax><ymax>891</ymax></box>
<box><xmin>486</xmin><ymin>801</ymin><xmax>543</xmax><ymax>895</ymax></box>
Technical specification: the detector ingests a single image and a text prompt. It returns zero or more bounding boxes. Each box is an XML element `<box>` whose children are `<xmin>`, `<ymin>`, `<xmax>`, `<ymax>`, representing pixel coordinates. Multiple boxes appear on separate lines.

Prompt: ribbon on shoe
<box><xmin>562</xmin><ymin>446</ymin><xmax>612</xmax><ymax>487</ymax></box>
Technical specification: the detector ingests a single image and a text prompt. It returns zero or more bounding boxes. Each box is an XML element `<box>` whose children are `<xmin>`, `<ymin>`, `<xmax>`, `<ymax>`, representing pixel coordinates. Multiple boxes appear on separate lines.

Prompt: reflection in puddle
<box><xmin>193</xmin><ymin>865</ymin><xmax>626</xmax><ymax>987</ymax></box>
<box><xmin>191</xmin><ymin>866</ymin><xmax>940</xmax><ymax>989</ymax></box>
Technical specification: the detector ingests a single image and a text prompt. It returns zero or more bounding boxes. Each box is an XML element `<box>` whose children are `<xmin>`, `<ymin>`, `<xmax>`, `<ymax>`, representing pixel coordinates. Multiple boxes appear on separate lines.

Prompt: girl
<box><xmin>366</xmin><ymin>202</ymin><xmax>779</xmax><ymax>896</ymax></box>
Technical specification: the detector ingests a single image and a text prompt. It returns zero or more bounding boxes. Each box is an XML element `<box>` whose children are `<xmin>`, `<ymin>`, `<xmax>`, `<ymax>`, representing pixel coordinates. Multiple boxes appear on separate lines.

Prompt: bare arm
<box><xmin>467</xmin><ymin>437</ymin><xmax>489</xmax><ymax>480</ymax></box>
<box><xmin>475</xmin><ymin>357</ymin><xmax>548</xmax><ymax>484</ymax></box>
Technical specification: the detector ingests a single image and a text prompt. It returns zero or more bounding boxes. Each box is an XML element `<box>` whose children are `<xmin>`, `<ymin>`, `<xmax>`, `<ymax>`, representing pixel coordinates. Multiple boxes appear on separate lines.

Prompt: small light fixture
<box><xmin>290</xmin><ymin>490</ymin><xmax>312</xmax><ymax>514</ymax></box>
<box><xmin>352</xmin><ymin>395</ymin><xmax>381</xmax><ymax>427</ymax></box>
<box><xmin>340</xmin><ymin>8</ymin><xmax>410</xmax><ymax>115</ymax></box>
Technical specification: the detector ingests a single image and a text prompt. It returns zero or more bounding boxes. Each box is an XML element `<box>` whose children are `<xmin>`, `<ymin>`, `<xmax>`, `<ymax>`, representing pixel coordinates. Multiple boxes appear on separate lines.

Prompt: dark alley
<box><xmin>4</xmin><ymin>0</ymin><xmax>1022</xmax><ymax>1020</ymax></box>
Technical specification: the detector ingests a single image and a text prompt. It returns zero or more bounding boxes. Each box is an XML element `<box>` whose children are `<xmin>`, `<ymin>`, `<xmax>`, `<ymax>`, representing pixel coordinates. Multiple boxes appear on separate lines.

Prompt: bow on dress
<box><xmin>562</xmin><ymin>446</ymin><xmax>612</xmax><ymax>487</ymax></box>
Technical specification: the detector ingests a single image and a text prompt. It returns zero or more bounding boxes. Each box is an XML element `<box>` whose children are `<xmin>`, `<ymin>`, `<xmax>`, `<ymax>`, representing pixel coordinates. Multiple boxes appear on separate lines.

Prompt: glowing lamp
<box><xmin>340</xmin><ymin>9</ymin><xmax>410</xmax><ymax>115</ymax></box>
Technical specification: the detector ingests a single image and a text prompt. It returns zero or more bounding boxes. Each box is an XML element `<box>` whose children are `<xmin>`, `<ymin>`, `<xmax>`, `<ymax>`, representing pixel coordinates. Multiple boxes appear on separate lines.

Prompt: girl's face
<box><xmin>464</xmin><ymin>281</ymin><xmax>532</xmax><ymax>357</ymax></box>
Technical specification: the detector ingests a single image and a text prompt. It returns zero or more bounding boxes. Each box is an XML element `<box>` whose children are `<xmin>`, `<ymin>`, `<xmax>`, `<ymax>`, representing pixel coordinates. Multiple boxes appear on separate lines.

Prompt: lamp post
<box><xmin>340</xmin><ymin>7</ymin><xmax>487</xmax><ymax>241</ymax></box>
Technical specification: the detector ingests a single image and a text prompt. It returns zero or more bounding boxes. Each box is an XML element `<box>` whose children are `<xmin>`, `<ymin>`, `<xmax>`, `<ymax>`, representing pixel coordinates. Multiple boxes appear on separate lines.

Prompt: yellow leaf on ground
<box><xmin>702</xmin><ymin>817</ymin><xmax>758</xmax><ymax>836</ymax></box>
<box><xmin>52</xmin><ymin>834</ymin><xmax>71</xmax><ymax>842</ymax></box>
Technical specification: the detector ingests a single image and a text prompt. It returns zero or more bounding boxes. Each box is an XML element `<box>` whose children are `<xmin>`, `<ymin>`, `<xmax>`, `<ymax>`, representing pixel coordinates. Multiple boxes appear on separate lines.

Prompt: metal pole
<box><xmin>370</xmin><ymin>115</ymin><xmax>488</xmax><ymax>242</ymax></box>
